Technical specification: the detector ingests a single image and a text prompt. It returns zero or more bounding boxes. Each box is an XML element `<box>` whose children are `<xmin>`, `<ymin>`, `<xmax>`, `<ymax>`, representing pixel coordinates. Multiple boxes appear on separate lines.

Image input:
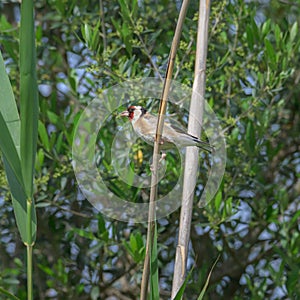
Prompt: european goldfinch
<box><xmin>120</xmin><ymin>105</ymin><xmax>213</xmax><ymax>152</ymax></box>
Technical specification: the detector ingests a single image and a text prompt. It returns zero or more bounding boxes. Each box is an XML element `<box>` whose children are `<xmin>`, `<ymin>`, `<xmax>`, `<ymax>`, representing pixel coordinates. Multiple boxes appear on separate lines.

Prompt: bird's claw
<box><xmin>159</xmin><ymin>152</ymin><xmax>166</xmax><ymax>163</ymax></box>
<box><xmin>150</xmin><ymin>152</ymin><xmax>166</xmax><ymax>172</ymax></box>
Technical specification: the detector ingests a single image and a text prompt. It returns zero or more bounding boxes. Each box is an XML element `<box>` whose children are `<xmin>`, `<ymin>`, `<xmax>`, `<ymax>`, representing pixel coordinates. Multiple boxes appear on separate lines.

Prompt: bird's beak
<box><xmin>119</xmin><ymin>110</ymin><xmax>129</xmax><ymax>117</ymax></box>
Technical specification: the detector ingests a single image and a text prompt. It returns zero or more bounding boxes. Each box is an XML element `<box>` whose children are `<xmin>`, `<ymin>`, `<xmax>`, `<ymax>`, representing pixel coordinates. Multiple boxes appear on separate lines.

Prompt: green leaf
<box><xmin>0</xmin><ymin>52</ymin><xmax>21</xmax><ymax>155</ymax></box>
<box><xmin>290</xmin><ymin>210</ymin><xmax>300</xmax><ymax>227</ymax></box>
<box><xmin>118</xmin><ymin>0</ymin><xmax>131</xmax><ymax>23</ymax></box>
<box><xmin>250</xmin><ymin>18</ymin><xmax>259</xmax><ymax>43</ymax></box>
<box><xmin>96</xmin><ymin>215</ymin><xmax>109</xmax><ymax>242</ymax></box>
<box><xmin>224</xmin><ymin>197</ymin><xmax>233</xmax><ymax>218</ymax></box>
<box><xmin>3</xmin><ymin>157</ymin><xmax>37</xmax><ymax>243</ymax></box>
<box><xmin>83</xmin><ymin>23</ymin><xmax>91</xmax><ymax>44</ymax></box>
<box><xmin>173</xmin><ymin>265</ymin><xmax>194</xmax><ymax>300</ymax></box>
<box><xmin>47</xmin><ymin>111</ymin><xmax>59</xmax><ymax>125</ymax></box>
<box><xmin>91</xmin><ymin>20</ymin><xmax>101</xmax><ymax>51</ymax></box>
<box><xmin>197</xmin><ymin>255</ymin><xmax>220</xmax><ymax>300</ymax></box>
<box><xmin>0</xmin><ymin>51</ymin><xmax>36</xmax><ymax>243</ymax></box>
<box><xmin>15</xmin><ymin>0</ymin><xmax>38</xmax><ymax>250</ymax></box>
<box><xmin>55</xmin><ymin>132</ymin><xmax>64</xmax><ymax>153</ymax></box>
<box><xmin>36</xmin><ymin>147</ymin><xmax>45</xmax><ymax>171</ymax></box>
<box><xmin>289</xmin><ymin>22</ymin><xmax>298</xmax><ymax>43</ymax></box>
<box><xmin>150</xmin><ymin>222</ymin><xmax>159</xmax><ymax>300</ymax></box>
<box><xmin>68</xmin><ymin>71</ymin><xmax>77</xmax><ymax>92</ymax></box>
<box><xmin>130</xmin><ymin>233</ymin><xmax>138</xmax><ymax>252</ymax></box>
<box><xmin>0</xmin><ymin>111</ymin><xmax>24</xmax><ymax>188</ymax></box>
<box><xmin>38</xmin><ymin>120</ymin><xmax>50</xmax><ymax>152</ymax></box>
<box><xmin>38</xmin><ymin>264</ymin><xmax>55</xmax><ymax>276</ymax></box>
<box><xmin>73</xmin><ymin>228</ymin><xmax>97</xmax><ymax>240</ymax></box>
<box><xmin>0</xmin><ymin>287</ymin><xmax>20</xmax><ymax>300</ymax></box>
<box><xmin>246</xmin><ymin>25</ymin><xmax>254</xmax><ymax>51</ymax></box>
<box><xmin>124</xmin><ymin>232</ymin><xmax>145</xmax><ymax>263</ymax></box>
<box><xmin>0</xmin><ymin>15</ymin><xmax>18</xmax><ymax>63</ymax></box>
<box><xmin>245</xmin><ymin>121</ymin><xmax>255</xmax><ymax>154</ymax></box>
<box><xmin>19</xmin><ymin>0</ymin><xmax>39</xmax><ymax>198</ymax></box>
<box><xmin>264</xmin><ymin>38</ymin><xmax>276</xmax><ymax>68</ymax></box>
<box><xmin>262</xmin><ymin>19</ymin><xmax>271</xmax><ymax>38</ymax></box>
<box><xmin>274</xmin><ymin>24</ymin><xmax>282</xmax><ymax>47</ymax></box>
<box><xmin>81</xmin><ymin>22</ymin><xmax>100</xmax><ymax>52</ymax></box>
<box><xmin>122</xmin><ymin>22</ymin><xmax>132</xmax><ymax>56</ymax></box>
<box><xmin>111</xmin><ymin>18</ymin><xmax>122</xmax><ymax>36</ymax></box>
<box><xmin>214</xmin><ymin>190</ymin><xmax>222</xmax><ymax>211</ymax></box>
<box><xmin>131</xmin><ymin>0</ymin><xmax>138</xmax><ymax>19</ymax></box>
<box><xmin>98</xmin><ymin>214</ymin><xmax>106</xmax><ymax>233</ymax></box>
<box><xmin>35</xmin><ymin>202</ymin><xmax>51</xmax><ymax>208</ymax></box>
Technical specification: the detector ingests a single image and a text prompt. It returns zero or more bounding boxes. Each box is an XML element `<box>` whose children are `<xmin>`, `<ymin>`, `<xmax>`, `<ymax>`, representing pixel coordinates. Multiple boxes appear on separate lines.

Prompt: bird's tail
<box><xmin>190</xmin><ymin>135</ymin><xmax>214</xmax><ymax>153</ymax></box>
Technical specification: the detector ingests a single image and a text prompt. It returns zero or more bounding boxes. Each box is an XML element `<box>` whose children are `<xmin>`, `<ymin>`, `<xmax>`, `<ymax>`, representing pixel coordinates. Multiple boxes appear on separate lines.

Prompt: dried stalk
<box><xmin>140</xmin><ymin>0</ymin><xmax>190</xmax><ymax>299</ymax></box>
<box><xmin>171</xmin><ymin>0</ymin><xmax>211</xmax><ymax>298</ymax></box>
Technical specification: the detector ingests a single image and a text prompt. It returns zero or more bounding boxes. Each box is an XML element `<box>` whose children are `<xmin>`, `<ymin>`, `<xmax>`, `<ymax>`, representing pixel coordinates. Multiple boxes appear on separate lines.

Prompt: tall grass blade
<box><xmin>0</xmin><ymin>52</ymin><xmax>36</xmax><ymax>243</ymax></box>
<box><xmin>19</xmin><ymin>0</ymin><xmax>38</xmax><ymax>298</ymax></box>
<box><xmin>19</xmin><ymin>0</ymin><xmax>39</xmax><ymax>200</ymax></box>
<box><xmin>0</xmin><ymin>52</ymin><xmax>22</xmax><ymax>183</ymax></box>
<box><xmin>3</xmin><ymin>157</ymin><xmax>36</xmax><ymax>243</ymax></box>
<box><xmin>0</xmin><ymin>53</ymin><xmax>21</xmax><ymax>152</ymax></box>
<box><xmin>0</xmin><ymin>111</ymin><xmax>23</xmax><ymax>187</ymax></box>
<box><xmin>197</xmin><ymin>255</ymin><xmax>220</xmax><ymax>300</ymax></box>
<box><xmin>150</xmin><ymin>222</ymin><xmax>159</xmax><ymax>300</ymax></box>
<box><xmin>173</xmin><ymin>265</ymin><xmax>194</xmax><ymax>300</ymax></box>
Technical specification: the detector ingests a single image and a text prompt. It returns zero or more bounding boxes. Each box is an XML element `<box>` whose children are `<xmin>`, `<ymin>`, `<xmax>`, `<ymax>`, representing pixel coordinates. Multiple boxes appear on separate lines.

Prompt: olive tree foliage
<box><xmin>0</xmin><ymin>0</ymin><xmax>299</xmax><ymax>299</ymax></box>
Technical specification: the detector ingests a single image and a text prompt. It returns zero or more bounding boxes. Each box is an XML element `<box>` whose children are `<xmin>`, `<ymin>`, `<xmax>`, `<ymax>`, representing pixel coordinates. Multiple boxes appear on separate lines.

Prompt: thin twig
<box><xmin>140</xmin><ymin>1</ymin><xmax>191</xmax><ymax>299</ymax></box>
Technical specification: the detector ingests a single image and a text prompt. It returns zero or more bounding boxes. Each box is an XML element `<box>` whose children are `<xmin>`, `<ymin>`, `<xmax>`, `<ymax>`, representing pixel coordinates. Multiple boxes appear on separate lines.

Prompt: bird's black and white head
<box><xmin>120</xmin><ymin>105</ymin><xmax>147</xmax><ymax>125</ymax></box>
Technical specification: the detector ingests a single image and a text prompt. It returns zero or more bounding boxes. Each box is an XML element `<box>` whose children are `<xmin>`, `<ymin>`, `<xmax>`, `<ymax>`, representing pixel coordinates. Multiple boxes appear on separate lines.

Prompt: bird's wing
<box><xmin>166</xmin><ymin>122</ymin><xmax>188</xmax><ymax>135</ymax></box>
<box><xmin>134</xmin><ymin>113</ymin><xmax>175</xmax><ymax>144</ymax></box>
<box><xmin>135</xmin><ymin>113</ymin><xmax>213</xmax><ymax>151</ymax></box>
<box><xmin>138</xmin><ymin>114</ymin><xmax>194</xmax><ymax>141</ymax></box>
<box><xmin>165</xmin><ymin>121</ymin><xmax>214</xmax><ymax>151</ymax></box>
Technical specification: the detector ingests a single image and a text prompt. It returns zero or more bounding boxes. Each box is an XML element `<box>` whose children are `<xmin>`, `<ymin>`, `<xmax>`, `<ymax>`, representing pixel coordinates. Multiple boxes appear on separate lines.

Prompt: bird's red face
<box><xmin>120</xmin><ymin>106</ymin><xmax>146</xmax><ymax>122</ymax></box>
<box><xmin>127</xmin><ymin>106</ymin><xmax>136</xmax><ymax>120</ymax></box>
<box><xmin>120</xmin><ymin>106</ymin><xmax>136</xmax><ymax>120</ymax></box>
